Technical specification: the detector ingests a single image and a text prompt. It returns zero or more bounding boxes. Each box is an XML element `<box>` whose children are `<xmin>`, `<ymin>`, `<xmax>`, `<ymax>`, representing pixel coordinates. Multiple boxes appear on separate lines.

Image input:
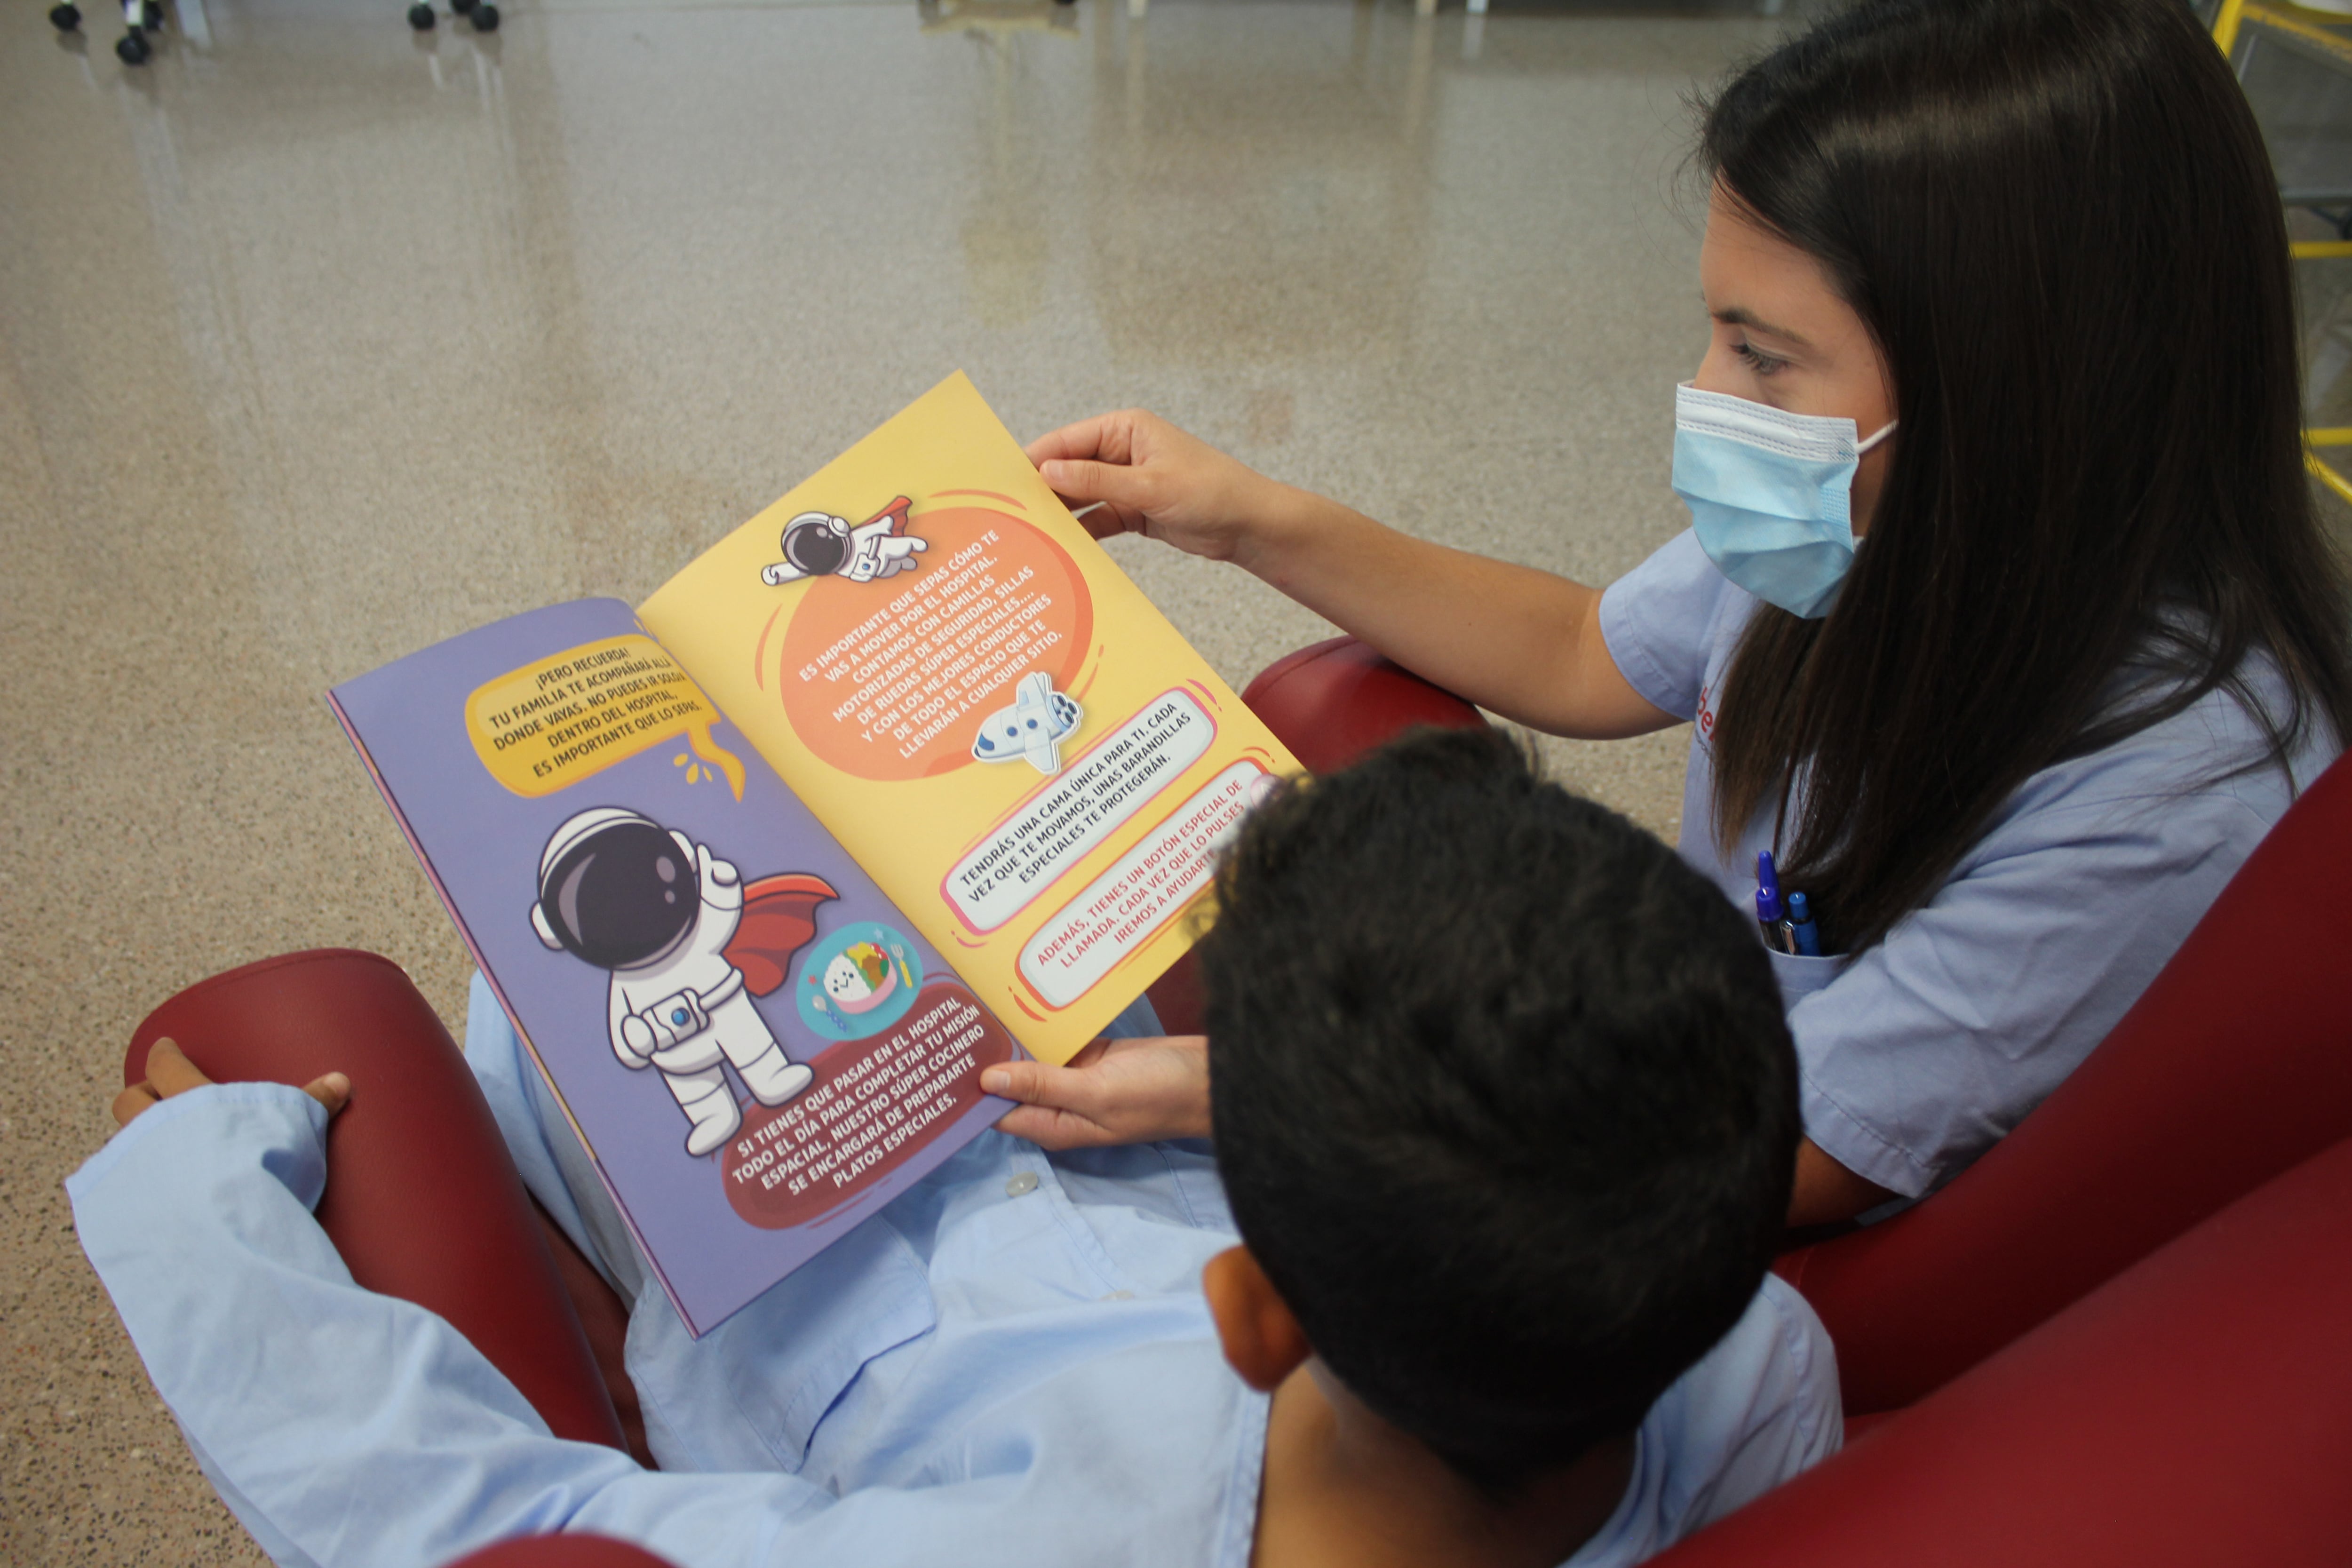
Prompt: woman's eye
<box><xmin>1733</xmin><ymin>339</ymin><xmax>1787</xmax><ymax>375</ymax></box>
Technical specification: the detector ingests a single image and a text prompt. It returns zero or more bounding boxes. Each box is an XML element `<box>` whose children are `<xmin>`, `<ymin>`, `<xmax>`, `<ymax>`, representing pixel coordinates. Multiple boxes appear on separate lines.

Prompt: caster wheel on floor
<box><xmin>115</xmin><ymin>27</ymin><xmax>148</xmax><ymax>60</ymax></box>
<box><xmin>407</xmin><ymin>3</ymin><xmax>434</xmax><ymax>26</ymax></box>
<box><xmin>471</xmin><ymin>4</ymin><xmax>497</xmax><ymax>28</ymax></box>
<box><xmin>49</xmin><ymin>2</ymin><xmax>81</xmax><ymax>28</ymax></box>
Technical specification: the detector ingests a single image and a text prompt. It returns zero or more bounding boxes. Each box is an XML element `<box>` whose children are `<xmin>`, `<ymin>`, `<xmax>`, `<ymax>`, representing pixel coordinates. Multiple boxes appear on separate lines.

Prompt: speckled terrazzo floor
<box><xmin>4</xmin><ymin>0</ymin><xmax>2348</xmax><ymax>1560</ymax></box>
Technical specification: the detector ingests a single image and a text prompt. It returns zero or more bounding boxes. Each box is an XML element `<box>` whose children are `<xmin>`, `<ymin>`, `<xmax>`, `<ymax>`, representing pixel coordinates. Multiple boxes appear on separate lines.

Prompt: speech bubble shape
<box><xmin>721</xmin><ymin>981</ymin><xmax>1015</xmax><ymax>1229</ymax></box>
<box><xmin>944</xmin><ymin>690</ymin><xmax>1216</xmax><ymax>935</ymax></box>
<box><xmin>466</xmin><ymin>635</ymin><xmax>747</xmax><ymax>800</ymax></box>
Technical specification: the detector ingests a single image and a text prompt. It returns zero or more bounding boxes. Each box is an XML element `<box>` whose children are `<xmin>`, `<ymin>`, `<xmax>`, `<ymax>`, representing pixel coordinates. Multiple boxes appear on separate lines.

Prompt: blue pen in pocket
<box><xmin>1785</xmin><ymin>891</ymin><xmax>1822</xmax><ymax>957</ymax></box>
<box><xmin>1755</xmin><ymin>852</ymin><xmax>1797</xmax><ymax>954</ymax></box>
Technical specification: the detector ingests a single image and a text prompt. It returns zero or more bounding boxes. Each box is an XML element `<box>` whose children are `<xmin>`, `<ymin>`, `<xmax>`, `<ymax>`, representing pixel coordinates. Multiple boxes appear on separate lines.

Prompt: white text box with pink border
<box><xmin>1018</xmin><ymin>760</ymin><xmax>1267</xmax><ymax>1007</ymax></box>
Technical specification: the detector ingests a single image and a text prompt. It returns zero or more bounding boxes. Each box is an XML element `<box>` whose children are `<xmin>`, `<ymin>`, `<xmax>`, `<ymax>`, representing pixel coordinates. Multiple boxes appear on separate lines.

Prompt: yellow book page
<box><xmin>640</xmin><ymin>373</ymin><xmax>1298</xmax><ymax>1064</ymax></box>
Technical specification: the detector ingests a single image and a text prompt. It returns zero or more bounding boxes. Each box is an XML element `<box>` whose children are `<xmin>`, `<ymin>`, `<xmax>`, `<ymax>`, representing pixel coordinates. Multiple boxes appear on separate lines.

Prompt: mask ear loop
<box><xmin>1856</xmin><ymin>419</ymin><xmax>1898</xmax><ymax>454</ymax></box>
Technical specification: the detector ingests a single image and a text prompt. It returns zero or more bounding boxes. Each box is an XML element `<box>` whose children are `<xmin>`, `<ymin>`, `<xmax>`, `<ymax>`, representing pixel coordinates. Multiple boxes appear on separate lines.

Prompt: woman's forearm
<box><xmin>1232</xmin><ymin>484</ymin><xmax>1677</xmax><ymax>740</ymax></box>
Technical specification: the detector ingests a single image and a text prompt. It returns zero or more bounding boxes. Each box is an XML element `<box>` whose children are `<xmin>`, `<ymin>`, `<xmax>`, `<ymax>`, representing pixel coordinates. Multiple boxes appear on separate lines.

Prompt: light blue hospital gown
<box><xmin>67</xmin><ymin>973</ymin><xmax>1841</xmax><ymax>1568</ymax></box>
<box><xmin>1601</xmin><ymin>529</ymin><xmax>2341</xmax><ymax>1199</ymax></box>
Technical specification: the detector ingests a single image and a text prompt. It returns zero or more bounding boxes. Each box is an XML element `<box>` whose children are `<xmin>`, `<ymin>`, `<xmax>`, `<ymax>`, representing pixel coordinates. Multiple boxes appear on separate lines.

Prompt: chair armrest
<box><xmin>1239</xmin><ymin>635</ymin><xmax>1486</xmax><ymax>776</ymax></box>
<box><xmin>126</xmin><ymin>949</ymin><xmax>626</xmax><ymax>1450</ymax></box>
<box><xmin>1663</xmin><ymin>1138</ymin><xmax>2352</xmax><ymax>1566</ymax></box>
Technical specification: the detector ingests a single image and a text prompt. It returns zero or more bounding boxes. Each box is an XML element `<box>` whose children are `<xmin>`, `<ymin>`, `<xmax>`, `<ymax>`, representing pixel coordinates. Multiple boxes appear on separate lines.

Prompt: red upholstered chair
<box><xmin>1653</xmin><ymin>1136</ymin><xmax>2352</xmax><ymax>1568</ymax></box>
<box><xmin>437</xmin><ymin>1533</ymin><xmax>677</xmax><ymax>1568</ymax></box>
<box><xmin>1144</xmin><ymin>636</ymin><xmax>1487</xmax><ymax>1033</ymax></box>
<box><xmin>438</xmin><ymin>1537</ymin><xmax>677</xmax><ymax>1568</ymax></box>
<box><xmin>124</xmin><ymin>949</ymin><xmax>628</xmax><ymax>1451</ymax></box>
<box><xmin>1776</xmin><ymin>747</ymin><xmax>2352</xmax><ymax>1414</ymax></box>
<box><xmin>1232</xmin><ymin>635</ymin><xmax>1489</xmax><ymax>777</ymax></box>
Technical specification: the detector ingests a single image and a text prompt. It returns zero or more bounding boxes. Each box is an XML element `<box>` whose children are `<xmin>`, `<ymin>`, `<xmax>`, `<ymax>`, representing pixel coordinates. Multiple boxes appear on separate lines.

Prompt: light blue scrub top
<box><xmin>1601</xmin><ymin>529</ymin><xmax>2340</xmax><ymax>1199</ymax></box>
<box><xmin>65</xmin><ymin>972</ymin><xmax>1841</xmax><ymax>1568</ymax></box>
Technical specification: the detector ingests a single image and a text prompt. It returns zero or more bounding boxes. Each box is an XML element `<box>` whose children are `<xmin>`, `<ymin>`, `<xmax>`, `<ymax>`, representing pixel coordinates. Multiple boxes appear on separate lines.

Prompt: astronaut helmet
<box><xmin>532</xmin><ymin>807</ymin><xmax>697</xmax><ymax>970</ymax></box>
<box><xmin>778</xmin><ymin>512</ymin><xmax>852</xmax><ymax>578</ymax></box>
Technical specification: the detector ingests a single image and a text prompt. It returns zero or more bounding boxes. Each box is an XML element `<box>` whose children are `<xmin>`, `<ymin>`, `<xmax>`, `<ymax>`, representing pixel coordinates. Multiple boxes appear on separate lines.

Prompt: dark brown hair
<box><xmin>1700</xmin><ymin>0</ymin><xmax>2350</xmax><ymax>953</ymax></box>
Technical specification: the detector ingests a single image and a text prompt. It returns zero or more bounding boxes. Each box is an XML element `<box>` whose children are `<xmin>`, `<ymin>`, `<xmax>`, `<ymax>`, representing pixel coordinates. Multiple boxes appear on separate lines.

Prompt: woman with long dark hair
<box><xmin>986</xmin><ymin>0</ymin><xmax>2351</xmax><ymax>1224</ymax></box>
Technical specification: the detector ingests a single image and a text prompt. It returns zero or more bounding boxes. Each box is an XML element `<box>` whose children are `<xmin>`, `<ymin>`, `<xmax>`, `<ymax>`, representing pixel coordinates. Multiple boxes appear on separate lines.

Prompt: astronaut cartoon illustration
<box><xmin>759</xmin><ymin>495</ymin><xmax>927</xmax><ymax>587</ymax></box>
<box><xmin>531</xmin><ymin>808</ymin><xmax>839</xmax><ymax>1158</ymax></box>
<box><xmin>970</xmin><ymin>670</ymin><xmax>1083</xmax><ymax>775</ymax></box>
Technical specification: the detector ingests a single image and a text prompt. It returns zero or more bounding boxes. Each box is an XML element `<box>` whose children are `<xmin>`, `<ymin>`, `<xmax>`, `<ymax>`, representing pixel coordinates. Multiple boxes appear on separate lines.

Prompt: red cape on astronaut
<box><xmin>722</xmin><ymin>874</ymin><xmax>840</xmax><ymax>996</ymax></box>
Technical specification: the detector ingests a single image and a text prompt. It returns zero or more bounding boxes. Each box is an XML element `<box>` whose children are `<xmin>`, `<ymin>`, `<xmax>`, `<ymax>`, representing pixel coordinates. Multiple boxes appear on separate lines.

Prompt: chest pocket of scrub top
<box><xmin>1766</xmin><ymin>948</ymin><xmax>1848</xmax><ymax>1013</ymax></box>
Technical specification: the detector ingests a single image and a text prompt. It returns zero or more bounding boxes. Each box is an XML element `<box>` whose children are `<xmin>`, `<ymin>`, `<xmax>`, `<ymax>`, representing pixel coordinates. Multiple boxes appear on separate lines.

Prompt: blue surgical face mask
<box><xmin>1670</xmin><ymin>382</ymin><xmax>1897</xmax><ymax>620</ymax></box>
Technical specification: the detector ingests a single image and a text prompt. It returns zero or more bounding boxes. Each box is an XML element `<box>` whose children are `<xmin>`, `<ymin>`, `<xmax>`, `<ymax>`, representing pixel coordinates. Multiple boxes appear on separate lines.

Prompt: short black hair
<box><xmin>1202</xmin><ymin>728</ymin><xmax>1798</xmax><ymax>1492</ymax></box>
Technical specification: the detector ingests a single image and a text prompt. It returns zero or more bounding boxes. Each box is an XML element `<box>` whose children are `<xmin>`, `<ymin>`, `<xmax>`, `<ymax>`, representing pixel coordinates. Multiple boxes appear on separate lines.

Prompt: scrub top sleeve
<box><xmin>1597</xmin><ymin>529</ymin><xmax>1725</xmax><ymax>722</ymax></box>
<box><xmin>1671</xmin><ymin>1277</ymin><xmax>1844</xmax><ymax>1534</ymax></box>
<box><xmin>1788</xmin><ymin>790</ymin><xmax>2267</xmax><ymax>1198</ymax></box>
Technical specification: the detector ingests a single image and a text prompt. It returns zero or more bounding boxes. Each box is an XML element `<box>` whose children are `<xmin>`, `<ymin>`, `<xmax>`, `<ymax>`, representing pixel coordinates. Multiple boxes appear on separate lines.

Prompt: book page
<box><xmin>331</xmin><ymin>599</ymin><xmax>1026</xmax><ymax>1335</ymax></box>
<box><xmin>640</xmin><ymin>374</ymin><xmax>1297</xmax><ymax>1063</ymax></box>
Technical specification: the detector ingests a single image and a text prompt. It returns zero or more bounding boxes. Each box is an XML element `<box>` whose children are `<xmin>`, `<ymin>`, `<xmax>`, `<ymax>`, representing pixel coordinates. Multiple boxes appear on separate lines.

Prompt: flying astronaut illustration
<box><xmin>971</xmin><ymin>671</ymin><xmax>1083</xmax><ymax>776</ymax></box>
<box><xmin>531</xmin><ymin>808</ymin><xmax>839</xmax><ymax>1158</ymax></box>
<box><xmin>759</xmin><ymin>495</ymin><xmax>927</xmax><ymax>587</ymax></box>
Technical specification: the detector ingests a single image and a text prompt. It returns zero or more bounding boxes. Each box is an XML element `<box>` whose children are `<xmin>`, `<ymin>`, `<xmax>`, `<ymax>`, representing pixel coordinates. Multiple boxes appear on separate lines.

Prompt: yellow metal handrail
<box><xmin>2235</xmin><ymin>0</ymin><xmax>2352</xmax><ymax>66</ymax></box>
<box><xmin>2217</xmin><ymin>0</ymin><xmax>2352</xmax><ymax>504</ymax></box>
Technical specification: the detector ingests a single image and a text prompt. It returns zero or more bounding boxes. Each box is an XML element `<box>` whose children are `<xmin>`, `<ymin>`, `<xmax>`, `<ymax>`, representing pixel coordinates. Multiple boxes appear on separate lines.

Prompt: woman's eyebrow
<box><xmin>1711</xmin><ymin>304</ymin><xmax>1814</xmax><ymax>348</ymax></box>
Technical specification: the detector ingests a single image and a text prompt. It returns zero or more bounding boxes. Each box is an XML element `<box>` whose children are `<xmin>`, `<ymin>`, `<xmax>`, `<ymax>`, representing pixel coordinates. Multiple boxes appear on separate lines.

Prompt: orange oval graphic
<box><xmin>776</xmin><ymin>508</ymin><xmax>1093</xmax><ymax>782</ymax></box>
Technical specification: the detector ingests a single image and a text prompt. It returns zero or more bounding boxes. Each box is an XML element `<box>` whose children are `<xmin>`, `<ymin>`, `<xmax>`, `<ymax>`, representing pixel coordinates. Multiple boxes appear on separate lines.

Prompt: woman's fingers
<box><xmin>1027</xmin><ymin>414</ymin><xmax>1160</xmax><ymax>538</ymax></box>
<box><xmin>1024</xmin><ymin>412</ymin><xmax>1138</xmax><ymax>468</ymax></box>
<box><xmin>990</xmin><ymin>1103</ymin><xmax>1116</xmax><ymax>1152</ymax></box>
<box><xmin>1035</xmin><ymin>457</ymin><xmax>1155</xmax><ymax>519</ymax></box>
<box><xmin>981</xmin><ymin>1035</ymin><xmax>1210</xmax><ymax>1151</ymax></box>
<box><xmin>982</xmin><ymin>1045</ymin><xmax>1120</xmax><ymax>1149</ymax></box>
<box><xmin>1025</xmin><ymin>410</ymin><xmax>1263</xmax><ymax>563</ymax></box>
<box><xmin>981</xmin><ymin>1051</ymin><xmax>1106</xmax><ymax>1117</ymax></box>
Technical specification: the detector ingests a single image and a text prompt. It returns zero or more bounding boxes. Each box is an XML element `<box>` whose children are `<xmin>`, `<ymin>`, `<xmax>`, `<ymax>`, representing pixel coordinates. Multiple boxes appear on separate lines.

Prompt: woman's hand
<box><xmin>1025</xmin><ymin>412</ymin><xmax>1283</xmax><ymax>565</ymax></box>
<box><xmin>111</xmin><ymin>1038</ymin><xmax>352</xmax><ymax>1128</ymax></box>
<box><xmin>980</xmin><ymin>1035</ymin><xmax>1211</xmax><ymax>1151</ymax></box>
<box><xmin>1029</xmin><ymin>409</ymin><xmax>1673</xmax><ymax>742</ymax></box>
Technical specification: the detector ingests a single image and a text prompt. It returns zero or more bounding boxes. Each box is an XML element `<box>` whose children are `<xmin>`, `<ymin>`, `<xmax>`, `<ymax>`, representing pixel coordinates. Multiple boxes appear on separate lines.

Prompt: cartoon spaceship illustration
<box><xmin>971</xmin><ymin>671</ymin><xmax>1082</xmax><ymax>775</ymax></box>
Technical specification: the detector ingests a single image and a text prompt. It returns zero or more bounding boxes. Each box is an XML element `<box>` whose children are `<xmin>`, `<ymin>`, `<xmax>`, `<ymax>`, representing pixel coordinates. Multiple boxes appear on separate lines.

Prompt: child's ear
<box><xmin>1204</xmin><ymin>1246</ymin><xmax>1313</xmax><ymax>1393</ymax></box>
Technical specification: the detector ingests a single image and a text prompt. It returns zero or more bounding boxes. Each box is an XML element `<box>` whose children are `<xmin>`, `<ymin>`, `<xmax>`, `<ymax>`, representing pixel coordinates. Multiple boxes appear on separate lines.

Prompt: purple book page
<box><xmin>330</xmin><ymin>598</ymin><xmax>1020</xmax><ymax>1335</ymax></box>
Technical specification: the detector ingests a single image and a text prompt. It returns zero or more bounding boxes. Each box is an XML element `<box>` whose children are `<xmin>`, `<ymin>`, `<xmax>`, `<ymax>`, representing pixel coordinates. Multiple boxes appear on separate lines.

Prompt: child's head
<box><xmin>1198</xmin><ymin>728</ymin><xmax>1798</xmax><ymax>1492</ymax></box>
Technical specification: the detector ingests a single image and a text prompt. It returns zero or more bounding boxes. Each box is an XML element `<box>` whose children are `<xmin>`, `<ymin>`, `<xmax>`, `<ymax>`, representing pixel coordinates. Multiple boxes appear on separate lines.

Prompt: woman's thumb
<box><xmin>982</xmin><ymin>1060</ymin><xmax>1086</xmax><ymax>1112</ymax></box>
<box><xmin>1038</xmin><ymin>458</ymin><xmax>1151</xmax><ymax>513</ymax></box>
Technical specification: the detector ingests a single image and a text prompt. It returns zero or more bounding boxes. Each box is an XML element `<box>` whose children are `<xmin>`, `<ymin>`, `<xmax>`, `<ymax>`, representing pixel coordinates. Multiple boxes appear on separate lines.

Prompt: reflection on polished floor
<box><xmin>6</xmin><ymin>0</ymin><xmax>2335</xmax><ymax>1560</ymax></box>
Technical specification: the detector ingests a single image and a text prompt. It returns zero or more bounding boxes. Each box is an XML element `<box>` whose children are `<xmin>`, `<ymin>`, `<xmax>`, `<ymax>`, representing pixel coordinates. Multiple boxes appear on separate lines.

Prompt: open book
<box><xmin>330</xmin><ymin>373</ymin><xmax>1297</xmax><ymax>1334</ymax></box>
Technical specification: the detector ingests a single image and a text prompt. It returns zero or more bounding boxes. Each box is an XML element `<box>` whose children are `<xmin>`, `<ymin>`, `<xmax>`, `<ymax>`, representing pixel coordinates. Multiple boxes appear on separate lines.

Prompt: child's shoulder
<box><xmin>1605</xmin><ymin>1275</ymin><xmax>1841</xmax><ymax>1562</ymax></box>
